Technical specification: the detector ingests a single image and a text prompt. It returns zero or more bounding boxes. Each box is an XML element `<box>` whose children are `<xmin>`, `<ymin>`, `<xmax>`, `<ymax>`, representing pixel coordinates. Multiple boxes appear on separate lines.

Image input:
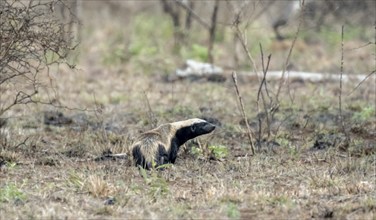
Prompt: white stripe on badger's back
<box><xmin>169</xmin><ymin>118</ymin><xmax>206</xmax><ymax>130</ymax></box>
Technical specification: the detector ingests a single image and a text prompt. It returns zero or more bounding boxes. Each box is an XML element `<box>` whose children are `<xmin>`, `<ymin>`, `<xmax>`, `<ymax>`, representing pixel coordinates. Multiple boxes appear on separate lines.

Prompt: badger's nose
<box><xmin>205</xmin><ymin>123</ymin><xmax>216</xmax><ymax>132</ymax></box>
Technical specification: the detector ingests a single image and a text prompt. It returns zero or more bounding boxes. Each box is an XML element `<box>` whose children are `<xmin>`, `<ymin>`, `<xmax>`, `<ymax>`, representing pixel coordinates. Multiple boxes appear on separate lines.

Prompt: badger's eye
<box><xmin>191</xmin><ymin>125</ymin><xmax>196</xmax><ymax>132</ymax></box>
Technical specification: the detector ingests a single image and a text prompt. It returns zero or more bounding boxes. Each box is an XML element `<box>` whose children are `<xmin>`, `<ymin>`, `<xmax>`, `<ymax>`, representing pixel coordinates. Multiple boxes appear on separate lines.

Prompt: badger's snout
<box><xmin>203</xmin><ymin>122</ymin><xmax>216</xmax><ymax>133</ymax></box>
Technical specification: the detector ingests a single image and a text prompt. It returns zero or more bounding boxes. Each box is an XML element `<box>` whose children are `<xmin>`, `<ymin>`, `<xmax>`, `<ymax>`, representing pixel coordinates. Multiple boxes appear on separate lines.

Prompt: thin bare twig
<box><xmin>276</xmin><ymin>0</ymin><xmax>305</xmax><ymax>101</ymax></box>
<box><xmin>339</xmin><ymin>25</ymin><xmax>349</xmax><ymax>141</ymax></box>
<box><xmin>232</xmin><ymin>7</ymin><xmax>276</xmax><ymax>148</ymax></box>
<box><xmin>232</xmin><ymin>71</ymin><xmax>255</xmax><ymax>155</ymax></box>
<box><xmin>0</xmin><ymin>90</ymin><xmax>38</xmax><ymax>116</ymax></box>
<box><xmin>347</xmin><ymin>70</ymin><xmax>376</xmax><ymax>96</ymax></box>
<box><xmin>174</xmin><ymin>0</ymin><xmax>210</xmax><ymax>29</ymax></box>
<box><xmin>259</xmin><ymin>44</ymin><xmax>272</xmax><ymax>101</ymax></box>
<box><xmin>13</xmin><ymin>136</ymin><xmax>30</xmax><ymax>149</ymax></box>
<box><xmin>344</xmin><ymin>42</ymin><xmax>374</xmax><ymax>51</ymax></box>
<box><xmin>225</xmin><ymin>0</ymin><xmax>277</xmax><ymax>28</ymax></box>
<box><xmin>257</xmin><ymin>44</ymin><xmax>272</xmax><ymax>140</ymax></box>
<box><xmin>233</xmin><ymin>24</ymin><xmax>260</xmax><ymax>82</ymax></box>
<box><xmin>0</xmin><ymin>0</ymin><xmax>77</xmax><ymax>117</ymax></box>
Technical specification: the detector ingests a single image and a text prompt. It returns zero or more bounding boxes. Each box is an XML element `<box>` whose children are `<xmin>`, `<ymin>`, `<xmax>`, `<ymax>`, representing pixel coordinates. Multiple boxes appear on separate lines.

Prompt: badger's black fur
<box><xmin>131</xmin><ymin>118</ymin><xmax>215</xmax><ymax>169</ymax></box>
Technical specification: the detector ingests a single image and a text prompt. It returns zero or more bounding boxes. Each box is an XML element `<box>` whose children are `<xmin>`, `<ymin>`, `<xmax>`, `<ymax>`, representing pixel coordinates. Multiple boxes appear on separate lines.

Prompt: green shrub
<box><xmin>0</xmin><ymin>183</ymin><xmax>26</xmax><ymax>203</ymax></box>
<box><xmin>352</xmin><ymin>106</ymin><xmax>375</xmax><ymax>122</ymax></box>
<box><xmin>209</xmin><ymin>145</ymin><xmax>228</xmax><ymax>160</ymax></box>
<box><xmin>226</xmin><ymin>202</ymin><xmax>240</xmax><ymax>219</ymax></box>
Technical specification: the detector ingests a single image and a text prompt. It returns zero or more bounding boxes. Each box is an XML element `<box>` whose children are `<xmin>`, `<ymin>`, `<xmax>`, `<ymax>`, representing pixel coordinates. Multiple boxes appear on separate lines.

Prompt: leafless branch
<box><xmin>258</xmin><ymin>44</ymin><xmax>272</xmax><ymax>104</ymax></box>
<box><xmin>347</xmin><ymin>70</ymin><xmax>376</xmax><ymax>96</ymax></box>
<box><xmin>0</xmin><ymin>0</ymin><xmax>77</xmax><ymax>117</ymax></box>
<box><xmin>344</xmin><ymin>42</ymin><xmax>374</xmax><ymax>51</ymax></box>
<box><xmin>257</xmin><ymin>44</ymin><xmax>272</xmax><ymax>140</ymax></box>
<box><xmin>233</xmin><ymin>24</ymin><xmax>260</xmax><ymax>82</ymax></box>
<box><xmin>339</xmin><ymin>25</ymin><xmax>350</xmax><ymax>144</ymax></box>
<box><xmin>232</xmin><ymin>71</ymin><xmax>256</xmax><ymax>155</ymax></box>
<box><xmin>276</xmin><ymin>0</ymin><xmax>305</xmax><ymax>101</ymax></box>
<box><xmin>174</xmin><ymin>0</ymin><xmax>210</xmax><ymax>29</ymax></box>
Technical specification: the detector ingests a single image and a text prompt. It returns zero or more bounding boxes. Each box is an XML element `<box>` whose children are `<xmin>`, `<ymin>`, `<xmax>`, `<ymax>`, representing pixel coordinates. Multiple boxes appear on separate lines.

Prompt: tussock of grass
<box><xmin>86</xmin><ymin>175</ymin><xmax>115</xmax><ymax>198</ymax></box>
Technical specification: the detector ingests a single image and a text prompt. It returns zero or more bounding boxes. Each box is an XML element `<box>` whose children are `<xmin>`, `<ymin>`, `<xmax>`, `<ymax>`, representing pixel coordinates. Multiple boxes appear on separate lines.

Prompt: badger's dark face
<box><xmin>173</xmin><ymin>119</ymin><xmax>216</xmax><ymax>146</ymax></box>
<box><xmin>190</xmin><ymin>121</ymin><xmax>216</xmax><ymax>137</ymax></box>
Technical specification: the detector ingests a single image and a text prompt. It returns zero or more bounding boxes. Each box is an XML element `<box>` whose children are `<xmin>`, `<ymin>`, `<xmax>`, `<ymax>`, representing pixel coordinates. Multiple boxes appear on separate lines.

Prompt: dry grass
<box><xmin>1</xmin><ymin>2</ymin><xmax>375</xmax><ymax>219</ymax></box>
<box><xmin>0</xmin><ymin>69</ymin><xmax>374</xmax><ymax>219</ymax></box>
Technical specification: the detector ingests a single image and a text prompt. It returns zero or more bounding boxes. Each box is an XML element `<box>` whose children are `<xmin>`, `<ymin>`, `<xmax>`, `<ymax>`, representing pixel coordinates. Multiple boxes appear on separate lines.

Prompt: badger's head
<box><xmin>171</xmin><ymin>118</ymin><xmax>216</xmax><ymax>146</ymax></box>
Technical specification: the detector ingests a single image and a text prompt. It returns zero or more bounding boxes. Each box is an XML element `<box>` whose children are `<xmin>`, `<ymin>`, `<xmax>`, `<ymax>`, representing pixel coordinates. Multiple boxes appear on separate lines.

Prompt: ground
<box><xmin>1</xmin><ymin>70</ymin><xmax>375</xmax><ymax>219</ymax></box>
<box><xmin>0</xmin><ymin>1</ymin><xmax>375</xmax><ymax>219</ymax></box>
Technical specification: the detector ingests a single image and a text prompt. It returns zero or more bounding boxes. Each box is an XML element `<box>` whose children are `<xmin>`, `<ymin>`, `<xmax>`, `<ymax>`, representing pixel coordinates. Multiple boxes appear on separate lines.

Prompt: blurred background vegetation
<box><xmin>1</xmin><ymin>0</ymin><xmax>375</xmax><ymax>124</ymax></box>
<box><xmin>70</xmin><ymin>0</ymin><xmax>375</xmax><ymax>74</ymax></box>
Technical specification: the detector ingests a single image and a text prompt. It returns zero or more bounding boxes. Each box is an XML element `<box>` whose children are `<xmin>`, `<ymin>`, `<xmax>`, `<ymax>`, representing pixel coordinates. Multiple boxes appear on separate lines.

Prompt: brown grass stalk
<box><xmin>143</xmin><ymin>91</ymin><xmax>157</xmax><ymax>129</ymax></box>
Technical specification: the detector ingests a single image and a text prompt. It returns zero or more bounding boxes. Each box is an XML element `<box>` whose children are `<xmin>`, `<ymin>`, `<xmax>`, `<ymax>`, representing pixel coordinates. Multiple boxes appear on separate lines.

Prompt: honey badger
<box><xmin>131</xmin><ymin>118</ymin><xmax>215</xmax><ymax>169</ymax></box>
